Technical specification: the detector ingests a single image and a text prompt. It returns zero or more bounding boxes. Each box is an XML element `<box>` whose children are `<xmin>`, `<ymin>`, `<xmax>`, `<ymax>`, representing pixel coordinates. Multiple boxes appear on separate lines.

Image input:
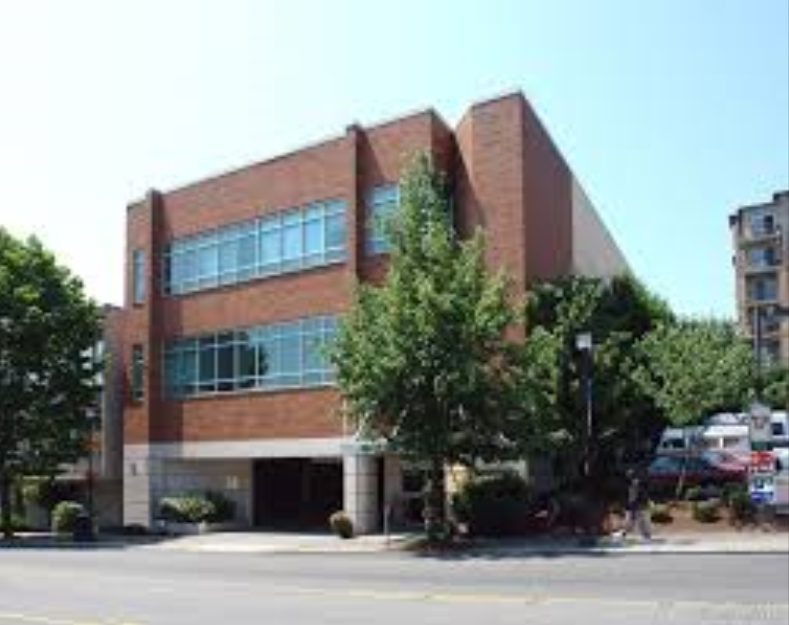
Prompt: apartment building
<box><xmin>122</xmin><ymin>92</ymin><xmax>627</xmax><ymax>533</ymax></box>
<box><xmin>730</xmin><ymin>190</ymin><xmax>789</xmax><ymax>367</ymax></box>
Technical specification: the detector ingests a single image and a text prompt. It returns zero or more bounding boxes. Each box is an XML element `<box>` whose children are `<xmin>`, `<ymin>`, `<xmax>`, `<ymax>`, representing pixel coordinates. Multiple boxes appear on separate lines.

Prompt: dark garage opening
<box><xmin>253</xmin><ymin>458</ymin><xmax>343</xmax><ymax>529</ymax></box>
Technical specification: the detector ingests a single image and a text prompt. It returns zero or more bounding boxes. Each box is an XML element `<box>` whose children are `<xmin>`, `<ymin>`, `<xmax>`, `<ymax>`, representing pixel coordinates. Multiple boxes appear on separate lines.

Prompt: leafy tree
<box><xmin>634</xmin><ymin>318</ymin><xmax>756</xmax><ymax>495</ymax></box>
<box><xmin>330</xmin><ymin>152</ymin><xmax>516</xmax><ymax>536</ymax></box>
<box><xmin>762</xmin><ymin>364</ymin><xmax>789</xmax><ymax>410</ymax></box>
<box><xmin>0</xmin><ymin>229</ymin><xmax>101</xmax><ymax>538</ymax></box>
<box><xmin>634</xmin><ymin>319</ymin><xmax>756</xmax><ymax>426</ymax></box>
<box><xmin>511</xmin><ymin>275</ymin><xmax>673</xmax><ymax>488</ymax></box>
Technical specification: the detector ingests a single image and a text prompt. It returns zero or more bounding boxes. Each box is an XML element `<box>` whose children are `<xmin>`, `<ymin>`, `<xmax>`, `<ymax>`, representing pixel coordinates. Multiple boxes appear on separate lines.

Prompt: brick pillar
<box><xmin>345</xmin><ymin>124</ymin><xmax>362</xmax><ymax>282</ymax></box>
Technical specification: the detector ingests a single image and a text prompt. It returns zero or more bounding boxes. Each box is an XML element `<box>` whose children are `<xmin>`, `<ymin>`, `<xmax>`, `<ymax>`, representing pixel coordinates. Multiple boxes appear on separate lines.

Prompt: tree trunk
<box><xmin>423</xmin><ymin>456</ymin><xmax>446</xmax><ymax>541</ymax></box>
<box><xmin>1</xmin><ymin>473</ymin><xmax>13</xmax><ymax>539</ymax></box>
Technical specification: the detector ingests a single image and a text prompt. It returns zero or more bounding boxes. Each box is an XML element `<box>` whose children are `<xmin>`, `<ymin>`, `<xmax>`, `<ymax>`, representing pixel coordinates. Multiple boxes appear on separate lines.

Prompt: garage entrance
<box><xmin>252</xmin><ymin>458</ymin><xmax>343</xmax><ymax>529</ymax></box>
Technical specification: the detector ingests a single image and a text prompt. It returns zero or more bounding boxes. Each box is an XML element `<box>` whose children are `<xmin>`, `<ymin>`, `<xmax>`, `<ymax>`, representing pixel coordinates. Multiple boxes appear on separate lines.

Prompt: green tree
<box><xmin>511</xmin><ymin>275</ymin><xmax>673</xmax><ymax>487</ymax></box>
<box><xmin>330</xmin><ymin>153</ymin><xmax>516</xmax><ymax>536</ymax></box>
<box><xmin>635</xmin><ymin>319</ymin><xmax>756</xmax><ymax>426</ymax></box>
<box><xmin>762</xmin><ymin>364</ymin><xmax>789</xmax><ymax>410</ymax></box>
<box><xmin>0</xmin><ymin>229</ymin><xmax>101</xmax><ymax>538</ymax></box>
<box><xmin>634</xmin><ymin>318</ymin><xmax>756</xmax><ymax>495</ymax></box>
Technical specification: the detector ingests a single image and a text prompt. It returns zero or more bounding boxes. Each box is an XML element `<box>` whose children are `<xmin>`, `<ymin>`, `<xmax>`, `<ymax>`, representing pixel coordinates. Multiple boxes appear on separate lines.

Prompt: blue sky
<box><xmin>1</xmin><ymin>0</ymin><xmax>787</xmax><ymax>317</ymax></box>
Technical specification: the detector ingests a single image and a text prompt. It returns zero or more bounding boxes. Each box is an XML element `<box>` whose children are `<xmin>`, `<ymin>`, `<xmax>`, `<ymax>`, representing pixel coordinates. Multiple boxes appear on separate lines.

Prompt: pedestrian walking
<box><xmin>617</xmin><ymin>469</ymin><xmax>652</xmax><ymax>541</ymax></box>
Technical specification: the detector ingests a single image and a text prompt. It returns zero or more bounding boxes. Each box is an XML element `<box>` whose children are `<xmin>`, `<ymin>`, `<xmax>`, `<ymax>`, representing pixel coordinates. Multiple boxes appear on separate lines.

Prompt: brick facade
<box><xmin>120</xmin><ymin>92</ymin><xmax>627</xmax><ymax>529</ymax></box>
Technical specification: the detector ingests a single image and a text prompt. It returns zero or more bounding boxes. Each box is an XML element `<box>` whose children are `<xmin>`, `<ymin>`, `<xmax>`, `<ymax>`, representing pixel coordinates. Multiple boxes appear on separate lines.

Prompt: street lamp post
<box><xmin>85</xmin><ymin>406</ymin><xmax>100</xmax><ymax>530</ymax></box>
<box><xmin>576</xmin><ymin>332</ymin><xmax>594</xmax><ymax>480</ymax></box>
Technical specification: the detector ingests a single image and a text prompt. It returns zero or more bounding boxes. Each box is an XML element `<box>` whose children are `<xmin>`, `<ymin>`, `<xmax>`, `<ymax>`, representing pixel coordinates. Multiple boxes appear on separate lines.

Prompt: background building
<box><xmin>122</xmin><ymin>92</ymin><xmax>627</xmax><ymax>533</ymax></box>
<box><xmin>730</xmin><ymin>190</ymin><xmax>789</xmax><ymax>367</ymax></box>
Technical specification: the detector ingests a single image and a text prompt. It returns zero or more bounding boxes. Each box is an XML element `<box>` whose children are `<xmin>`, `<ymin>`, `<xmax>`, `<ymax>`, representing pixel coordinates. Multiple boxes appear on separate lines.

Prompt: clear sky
<box><xmin>1</xmin><ymin>0</ymin><xmax>787</xmax><ymax>317</ymax></box>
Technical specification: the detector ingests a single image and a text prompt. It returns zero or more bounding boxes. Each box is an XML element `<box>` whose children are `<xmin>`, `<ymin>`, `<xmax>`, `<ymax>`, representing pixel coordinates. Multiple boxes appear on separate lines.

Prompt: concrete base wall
<box><xmin>124</xmin><ymin>441</ymin><xmax>399</xmax><ymax>535</ymax></box>
<box><xmin>343</xmin><ymin>454</ymin><xmax>379</xmax><ymax>534</ymax></box>
<box><xmin>124</xmin><ymin>445</ymin><xmax>252</xmax><ymax>526</ymax></box>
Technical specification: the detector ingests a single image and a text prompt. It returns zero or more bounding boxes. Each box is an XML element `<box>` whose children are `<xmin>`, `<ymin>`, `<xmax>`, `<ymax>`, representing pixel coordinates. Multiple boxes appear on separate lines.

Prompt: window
<box><xmin>366</xmin><ymin>185</ymin><xmax>399</xmax><ymax>254</ymax></box>
<box><xmin>747</xmin><ymin>275</ymin><xmax>778</xmax><ymax>302</ymax></box>
<box><xmin>164</xmin><ymin>199</ymin><xmax>347</xmax><ymax>295</ymax></box>
<box><xmin>748</xmin><ymin>211</ymin><xmax>776</xmax><ymax>237</ymax></box>
<box><xmin>132</xmin><ymin>249</ymin><xmax>145</xmax><ymax>304</ymax></box>
<box><xmin>131</xmin><ymin>345</ymin><xmax>144</xmax><ymax>401</ymax></box>
<box><xmin>163</xmin><ymin>315</ymin><xmax>339</xmax><ymax>398</ymax></box>
<box><xmin>746</xmin><ymin>246</ymin><xmax>779</xmax><ymax>269</ymax></box>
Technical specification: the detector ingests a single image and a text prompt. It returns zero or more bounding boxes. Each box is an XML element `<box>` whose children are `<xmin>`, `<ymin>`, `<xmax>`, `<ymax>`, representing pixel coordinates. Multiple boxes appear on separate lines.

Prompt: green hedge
<box><xmin>650</xmin><ymin>503</ymin><xmax>673</xmax><ymax>524</ymax></box>
<box><xmin>692</xmin><ymin>499</ymin><xmax>721</xmax><ymax>523</ymax></box>
<box><xmin>158</xmin><ymin>491</ymin><xmax>236</xmax><ymax>524</ymax></box>
<box><xmin>329</xmin><ymin>511</ymin><xmax>354</xmax><ymax>539</ymax></box>
<box><xmin>453</xmin><ymin>473</ymin><xmax>532</xmax><ymax>536</ymax></box>
<box><xmin>51</xmin><ymin>501</ymin><xmax>85</xmax><ymax>533</ymax></box>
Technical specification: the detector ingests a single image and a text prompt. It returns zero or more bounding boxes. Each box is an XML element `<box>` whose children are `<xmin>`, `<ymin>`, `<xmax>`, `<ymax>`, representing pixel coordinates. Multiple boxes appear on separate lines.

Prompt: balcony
<box><xmin>740</xmin><ymin>222</ymin><xmax>782</xmax><ymax>245</ymax></box>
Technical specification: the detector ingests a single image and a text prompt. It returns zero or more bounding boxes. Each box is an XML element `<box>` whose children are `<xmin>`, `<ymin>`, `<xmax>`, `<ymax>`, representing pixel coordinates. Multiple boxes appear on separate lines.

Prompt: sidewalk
<box><xmin>3</xmin><ymin>529</ymin><xmax>786</xmax><ymax>555</ymax></box>
<box><xmin>141</xmin><ymin>529</ymin><xmax>789</xmax><ymax>556</ymax></box>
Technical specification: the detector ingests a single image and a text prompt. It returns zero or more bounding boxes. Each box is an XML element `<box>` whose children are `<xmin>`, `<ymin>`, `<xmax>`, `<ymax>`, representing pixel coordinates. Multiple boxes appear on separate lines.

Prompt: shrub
<box><xmin>727</xmin><ymin>486</ymin><xmax>757</xmax><ymax>523</ymax></box>
<box><xmin>650</xmin><ymin>502</ymin><xmax>673</xmax><ymax>524</ymax></box>
<box><xmin>21</xmin><ymin>478</ymin><xmax>72</xmax><ymax>512</ymax></box>
<box><xmin>452</xmin><ymin>472</ymin><xmax>532</xmax><ymax>536</ymax></box>
<box><xmin>10</xmin><ymin>513</ymin><xmax>29</xmax><ymax>532</ymax></box>
<box><xmin>329</xmin><ymin>511</ymin><xmax>354</xmax><ymax>539</ymax></box>
<box><xmin>51</xmin><ymin>501</ymin><xmax>85</xmax><ymax>534</ymax></box>
<box><xmin>204</xmin><ymin>491</ymin><xmax>236</xmax><ymax>523</ymax></box>
<box><xmin>692</xmin><ymin>499</ymin><xmax>721</xmax><ymax>523</ymax></box>
<box><xmin>121</xmin><ymin>524</ymin><xmax>150</xmax><ymax>536</ymax></box>
<box><xmin>158</xmin><ymin>494</ymin><xmax>216</xmax><ymax>524</ymax></box>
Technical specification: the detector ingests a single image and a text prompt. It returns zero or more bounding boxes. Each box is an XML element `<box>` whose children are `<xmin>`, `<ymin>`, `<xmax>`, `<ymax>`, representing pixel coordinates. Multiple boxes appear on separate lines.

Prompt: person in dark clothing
<box><xmin>618</xmin><ymin>469</ymin><xmax>652</xmax><ymax>540</ymax></box>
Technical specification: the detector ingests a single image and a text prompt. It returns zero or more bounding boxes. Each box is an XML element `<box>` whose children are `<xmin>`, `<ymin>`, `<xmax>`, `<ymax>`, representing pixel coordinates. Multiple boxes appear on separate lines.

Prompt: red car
<box><xmin>647</xmin><ymin>455</ymin><xmax>746</xmax><ymax>489</ymax></box>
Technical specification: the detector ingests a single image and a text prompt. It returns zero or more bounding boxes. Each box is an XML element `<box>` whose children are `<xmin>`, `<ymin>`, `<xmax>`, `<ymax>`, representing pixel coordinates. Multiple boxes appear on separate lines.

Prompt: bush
<box><xmin>329</xmin><ymin>511</ymin><xmax>354</xmax><ymax>539</ymax></box>
<box><xmin>650</xmin><ymin>502</ymin><xmax>673</xmax><ymax>524</ymax></box>
<box><xmin>452</xmin><ymin>472</ymin><xmax>532</xmax><ymax>536</ymax></box>
<box><xmin>9</xmin><ymin>513</ymin><xmax>29</xmax><ymax>532</ymax></box>
<box><xmin>726</xmin><ymin>485</ymin><xmax>757</xmax><ymax>523</ymax></box>
<box><xmin>21</xmin><ymin>478</ymin><xmax>72</xmax><ymax>512</ymax></box>
<box><xmin>159</xmin><ymin>494</ymin><xmax>215</xmax><ymax>524</ymax></box>
<box><xmin>51</xmin><ymin>501</ymin><xmax>85</xmax><ymax>534</ymax></box>
<box><xmin>684</xmin><ymin>486</ymin><xmax>705</xmax><ymax>502</ymax></box>
<box><xmin>121</xmin><ymin>524</ymin><xmax>150</xmax><ymax>536</ymax></box>
<box><xmin>204</xmin><ymin>491</ymin><xmax>236</xmax><ymax>523</ymax></box>
<box><xmin>692</xmin><ymin>499</ymin><xmax>721</xmax><ymax>524</ymax></box>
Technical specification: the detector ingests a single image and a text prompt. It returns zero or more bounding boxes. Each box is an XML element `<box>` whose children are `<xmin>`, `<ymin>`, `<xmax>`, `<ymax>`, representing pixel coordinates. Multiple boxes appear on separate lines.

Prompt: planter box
<box><xmin>162</xmin><ymin>521</ymin><xmax>242</xmax><ymax>536</ymax></box>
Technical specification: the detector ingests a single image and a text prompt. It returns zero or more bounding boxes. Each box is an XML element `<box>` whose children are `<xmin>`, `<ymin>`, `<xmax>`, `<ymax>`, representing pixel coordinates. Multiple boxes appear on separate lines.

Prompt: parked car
<box><xmin>647</xmin><ymin>455</ymin><xmax>746</xmax><ymax>491</ymax></box>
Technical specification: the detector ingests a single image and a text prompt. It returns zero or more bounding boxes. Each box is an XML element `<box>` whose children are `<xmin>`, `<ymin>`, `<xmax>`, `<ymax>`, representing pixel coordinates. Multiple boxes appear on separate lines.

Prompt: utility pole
<box><xmin>576</xmin><ymin>332</ymin><xmax>594</xmax><ymax>480</ymax></box>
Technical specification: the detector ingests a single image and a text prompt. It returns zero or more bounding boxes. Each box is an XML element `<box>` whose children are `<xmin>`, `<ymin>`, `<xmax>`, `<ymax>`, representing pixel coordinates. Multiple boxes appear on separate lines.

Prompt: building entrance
<box><xmin>252</xmin><ymin>458</ymin><xmax>342</xmax><ymax>528</ymax></box>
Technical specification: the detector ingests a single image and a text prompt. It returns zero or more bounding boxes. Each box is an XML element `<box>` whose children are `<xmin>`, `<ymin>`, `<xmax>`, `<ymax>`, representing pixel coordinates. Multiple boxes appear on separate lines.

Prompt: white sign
<box><xmin>749</xmin><ymin>474</ymin><xmax>776</xmax><ymax>504</ymax></box>
<box><xmin>749</xmin><ymin>402</ymin><xmax>773</xmax><ymax>447</ymax></box>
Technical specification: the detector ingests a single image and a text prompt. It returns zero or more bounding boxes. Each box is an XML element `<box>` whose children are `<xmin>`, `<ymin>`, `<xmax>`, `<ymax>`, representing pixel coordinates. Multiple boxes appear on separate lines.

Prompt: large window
<box><xmin>132</xmin><ymin>249</ymin><xmax>145</xmax><ymax>304</ymax></box>
<box><xmin>365</xmin><ymin>185</ymin><xmax>399</xmax><ymax>254</ymax></box>
<box><xmin>163</xmin><ymin>315</ymin><xmax>339</xmax><ymax>398</ymax></box>
<box><xmin>164</xmin><ymin>199</ymin><xmax>346</xmax><ymax>295</ymax></box>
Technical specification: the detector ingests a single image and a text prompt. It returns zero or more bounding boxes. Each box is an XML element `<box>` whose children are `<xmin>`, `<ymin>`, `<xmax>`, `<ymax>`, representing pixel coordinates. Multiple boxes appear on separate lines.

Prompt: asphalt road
<box><xmin>0</xmin><ymin>548</ymin><xmax>787</xmax><ymax>625</ymax></box>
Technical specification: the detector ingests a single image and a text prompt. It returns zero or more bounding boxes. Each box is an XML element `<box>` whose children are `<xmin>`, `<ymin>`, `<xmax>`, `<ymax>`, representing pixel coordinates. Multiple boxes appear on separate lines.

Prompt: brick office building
<box><xmin>123</xmin><ymin>92</ymin><xmax>627</xmax><ymax>532</ymax></box>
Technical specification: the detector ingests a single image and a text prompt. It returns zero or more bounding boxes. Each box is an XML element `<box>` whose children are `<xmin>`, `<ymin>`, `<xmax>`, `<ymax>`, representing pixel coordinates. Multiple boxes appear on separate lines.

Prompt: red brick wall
<box><xmin>122</xmin><ymin>95</ymin><xmax>576</xmax><ymax>447</ymax></box>
<box><xmin>123</xmin><ymin>111</ymin><xmax>452</xmax><ymax>445</ymax></box>
<box><xmin>521</xmin><ymin>100</ymin><xmax>573</xmax><ymax>284</ymax></box>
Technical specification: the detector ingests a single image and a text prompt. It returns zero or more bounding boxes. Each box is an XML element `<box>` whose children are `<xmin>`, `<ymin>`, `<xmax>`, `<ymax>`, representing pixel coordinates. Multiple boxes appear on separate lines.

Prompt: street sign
<box><xmin>748</xmin><ymin>402</ymin><xmax>773</xmax><ymax>449</ymax></box>
<box><xmin>749</xmin><ymin>474</ymin><xmax>776</xmax><ymax>504</ymax></box>
<box><xmin>749</xmin><ymin>450</ymin><xmax>776</xmax><ymax>474</ymax></box>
